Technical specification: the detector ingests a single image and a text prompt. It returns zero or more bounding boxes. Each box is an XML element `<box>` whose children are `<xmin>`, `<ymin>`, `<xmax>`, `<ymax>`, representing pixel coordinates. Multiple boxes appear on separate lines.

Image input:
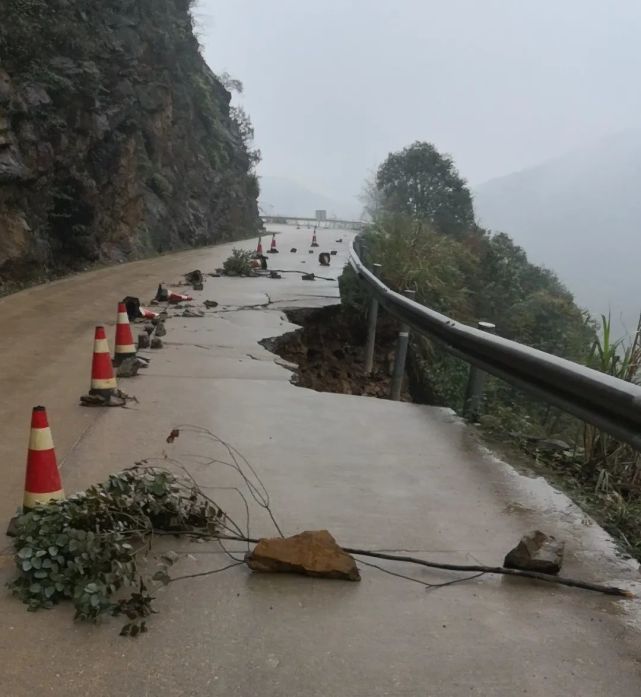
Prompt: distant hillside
<box><xmin>259</xmin><ymin>175</ymin><xmax>359</xmax><ymax>219</ymax></box>
<box><xmin>474</xmin><ymin>132</ymin><xmax>641</xmax><ymax>338</ymax></box>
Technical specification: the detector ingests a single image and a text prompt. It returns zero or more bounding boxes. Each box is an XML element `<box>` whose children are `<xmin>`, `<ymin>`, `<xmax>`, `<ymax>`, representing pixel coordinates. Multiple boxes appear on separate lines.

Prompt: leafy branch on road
<box><xmin>7</xmin><ymin>427</ymin><xmax>283</xmax><ymax>635</ymax></box>
<box><xmin>8</xmin><ymin>465</ymin><xmax>225</xmax><ymax>634</ymax></box>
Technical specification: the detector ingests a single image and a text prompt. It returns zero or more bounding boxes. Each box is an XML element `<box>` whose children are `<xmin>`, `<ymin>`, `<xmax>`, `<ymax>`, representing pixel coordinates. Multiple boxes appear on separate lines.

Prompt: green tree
<box><xmin>376</xmin><ymin>141</ymin><xmax>475</xmax><ymax>237</ymax></box>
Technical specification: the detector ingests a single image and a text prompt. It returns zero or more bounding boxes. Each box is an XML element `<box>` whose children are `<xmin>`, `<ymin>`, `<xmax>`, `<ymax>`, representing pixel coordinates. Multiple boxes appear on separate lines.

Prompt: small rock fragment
<box><xmin>204</xmin><ymin>299</ymin><xmax>219</xmax><ymax>309</ymax></box>
<box><xmin>290</xmin><ymin>248</ymin><xmax>297</xmax><ymax>253</ymax></box>
<box><xmin>137</xmin><ymin>333</ymin><xmax>150</xmax><ymax>349</ymax></box>
<box><xmin>269</xmin><ymin>271</ymin><xmax>282</xmax><ymax>279</ymax></box>
<box><xmin>154</xmin><ymin>321</ymin><xmax>167</xmax><ymax>337</ymax></box>
<box><xmin>116</xmin><ymin>357</ymin><xmax>141</xmax><ymax>377</ymax></box>
<box><xmin>504</xmin><ymin>530</ymin><xmax>565</xmax><ymax>575</ymax></box>
<box><xmin>182</xmin><ymin>308</ymin><xmax>204</xmax><ymax>318</ymax></box>
<box><xmin>150</xmin><ymin>337</ymin><xmax>163</xmax><ymax>349</ymax></box>
<box><xmin>143</xmin><ymin>323</ymin><xmax>155</xmax><ymax>335</ymax></box>
<box><xmin>330</xmin><ymin>250</ymin><xmax>338</xmax><ymax>255</ymax></box>
<box><xmin>184</xmin><ymin>269</ymin><xmax>204</xmax><ymax>285</ymax></box>
<box><xmin>246</xmin><ymin>530</ymin><xmax>360</xmax><ymax>581</ymax></box>
<box><xmin>301</xmin><ymin>273</ymin><xmax>315</xmax><ymax>281</ymax></box>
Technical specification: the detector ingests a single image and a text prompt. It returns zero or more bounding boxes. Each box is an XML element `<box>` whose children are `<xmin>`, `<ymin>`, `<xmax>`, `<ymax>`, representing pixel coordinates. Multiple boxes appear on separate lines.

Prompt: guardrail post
<box><xmin>364</xmin><ymin>263</ymin><xmax>382</xmax><ymax>375</ymax></box>
<box><xmin>463</xmin><ymin>321</ymin><xmax>496</xmax><ymax>421</ymax></box>
<box><xmin>390</xmin><ymin>289</ymin><xmax>416</xmax><ymax>401</ymax></box>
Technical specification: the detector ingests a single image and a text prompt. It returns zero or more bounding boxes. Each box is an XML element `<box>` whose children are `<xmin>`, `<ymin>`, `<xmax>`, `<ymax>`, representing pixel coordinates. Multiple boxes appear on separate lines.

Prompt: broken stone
<box><xmin>318</xmin><ymin>252</ymin><xmax>330</xmax><ymax>266</ymax></box>
<box><xmin>290</xmin><ymin>247</ymin><xmax>297</xmax><ymax>253</ymax></box>
<box><xmin>184</xmin><ymin>269</ymin><xmax>203</xmax><ymax>285</ymax></box>
<box><xmin>246</xmin><ymin>530</ymin><xmax>360</xmax><ymax>581</ymax></box>
<box><xmin>182</xmin><ymin>308</ymin><xmax>204</xmax><ymax>318</ymax></box>
<box><xmin>308</xmin><ymin>249</ymin><xmax>314</xmax><ymax>254</ymax></box>
<box><xmin>336</xmin><ymin>238</ymin><xmax>343</xmax><ymax>243</ymax></box>
<box><xmin>301</xmin><ymin>273</ymin><xmax>315</xmax><ymax>281</ymax></box>
<box><xmin>154</xmin><ymin>321</ymin><xmax>167</xmax><ymax>337</ymax></box>
<box><xmin>121</xmin><ymin>296</ymin><xmax>142</xmax><ymax>321</ymax></box>
<box><xmin>330</xmin><ymin>250</ymin><xmax>338</xmax><ymax>255</ymax></box>
<box><xmin>504</xmin><ymin>530</ymin><xmax>565</xmax><ymax>575</ymax></box>
<box><xmin>150</xmin><ymin>337</ymin><xmax>163</xmax><ymax>349</ymax></box>
<box><xmin>269</xmin><ymin>271</ymin><xmax>282</xmax><ymax>279</ymax></box>
<box><xmin>204</xmin><ymin>299</ymin><xmax>219</xmax><ymax>309</ymax></box>
<box><xmin>192</xmin><ymin>281</ymin><xmax>204</xmax><ymax>291</ymax></box>
<box><xmin>137</xmin><ymin>333</ymin><xmax>150</xmax><ymax>349</ymax></box>
<box><xmin>143</xmin><ymin>323</ymin><xmax>155</xmax><ymax>335</ymax></box>
<box><xmin>116</xmin><ymin>356</ymin><xmax>141</xmax><ymax>377</ymax></box>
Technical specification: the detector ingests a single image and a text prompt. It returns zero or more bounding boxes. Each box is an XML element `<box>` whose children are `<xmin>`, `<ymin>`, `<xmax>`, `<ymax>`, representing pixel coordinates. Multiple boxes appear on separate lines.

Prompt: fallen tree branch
<box><xmin>217</xmin><ymin>535</ymin><xmax>634</xmax><ymax>598</ymax></box>
<box><xmin>342</xmin><ymin>548</ymin><xmax>634</xmax><ymax>598</ymax></box>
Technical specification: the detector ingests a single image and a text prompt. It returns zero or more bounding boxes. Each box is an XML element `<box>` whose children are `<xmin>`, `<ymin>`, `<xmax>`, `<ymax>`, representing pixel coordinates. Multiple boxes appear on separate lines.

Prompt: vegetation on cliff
<box><xmin>0</xmin><ymin>0</ymin><xmax>261</xmax><ymax>290</ymax></box>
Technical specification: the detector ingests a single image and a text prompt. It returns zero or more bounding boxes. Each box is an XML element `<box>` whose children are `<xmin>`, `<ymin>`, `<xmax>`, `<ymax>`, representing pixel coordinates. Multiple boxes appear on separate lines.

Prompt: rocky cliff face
<box><xmin>0</xmin><ymin>0</ymin><xmax>261</xmax><ymax>291</ymax></box>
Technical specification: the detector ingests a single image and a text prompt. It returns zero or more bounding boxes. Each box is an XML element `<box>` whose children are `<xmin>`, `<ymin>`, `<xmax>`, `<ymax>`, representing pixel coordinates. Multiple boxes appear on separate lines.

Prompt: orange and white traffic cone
<box><xmin>22</xmin><ymin>406</ymin><xmax>64</xmax><ymax>511</ymax></box>
<box><xmin>267</xmin><ymin>233</ymin><xmax>279</xmax><ymax>254</ymax></box>
<box><xmin>113</xmin><ymin>302</ymin><xmax>136</xmax><ymax>366</ymax></box>
<box><xmin>310</xmin><ymin>229</ymin><xmax>319</xmax><ymax>247</ymax></box>
<box><xmin>139</xmin><ymin>306</ymin><xmax>159</xmax><ymax>319</ymax></box>
<box><xmin>89</xmin><ymin>326</ymin><xmax>118</xmax><ymax>397</ymax></box>
<box><xmin>167</xmin><ymin>290</ymin><xmax>192</xmax><ymax>303</ymax></box>
<box><xmin>255</xmin><ymin>236</ymin><xmax>263</xmax><ymax>256</ymax></box>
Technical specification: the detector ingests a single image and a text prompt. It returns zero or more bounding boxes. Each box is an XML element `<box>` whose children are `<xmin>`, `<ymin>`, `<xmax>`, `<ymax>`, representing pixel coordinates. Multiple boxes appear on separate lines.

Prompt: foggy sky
<box><xmin>197</xmin><ymin>0</ymin><xmax>641</xmax><ymax>207</ymax></box>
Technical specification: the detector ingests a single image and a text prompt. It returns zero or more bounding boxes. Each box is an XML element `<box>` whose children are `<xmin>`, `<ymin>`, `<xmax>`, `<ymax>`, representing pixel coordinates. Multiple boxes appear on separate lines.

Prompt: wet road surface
<box><xmin>0</xmin><ymin>225</ymin><xmax>640</xmax><ymax>696</ymax></box>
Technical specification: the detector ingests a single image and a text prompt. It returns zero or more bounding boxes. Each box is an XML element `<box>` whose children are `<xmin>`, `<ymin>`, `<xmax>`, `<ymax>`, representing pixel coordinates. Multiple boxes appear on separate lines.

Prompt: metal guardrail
<box><xmin>349</xmin><ymin>238</ymin><xmax>641</xmax><ymax>451</ymax></box>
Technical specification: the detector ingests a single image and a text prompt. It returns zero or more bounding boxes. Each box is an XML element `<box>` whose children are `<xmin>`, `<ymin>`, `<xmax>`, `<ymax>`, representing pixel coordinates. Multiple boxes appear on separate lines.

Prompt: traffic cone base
<box><xmin>89</xmin><ymin>327</ymin><xmax>118</xmax><ymax>396</ymax></box>
<box><xmin>114</xmin><ymin>303</ymin><xmax>136</xmax><ymax>366</ymax></box>
<box><xmin>23</xmin><ymin>406</ymin><xmax>64</xmax><ymax>511</ymax></box>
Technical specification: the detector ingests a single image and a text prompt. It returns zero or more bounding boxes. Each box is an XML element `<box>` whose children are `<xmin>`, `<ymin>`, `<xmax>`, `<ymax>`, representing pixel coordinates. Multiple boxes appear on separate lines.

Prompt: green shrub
<box><xmin>223</xmin><ymin>248</ymin><xmax>254</xmax><ymax>276</ymax></box>
<box><xmin>9</xmin><ymin>467</ymin><xmax>222</xmax><ymax>629</ymax></box>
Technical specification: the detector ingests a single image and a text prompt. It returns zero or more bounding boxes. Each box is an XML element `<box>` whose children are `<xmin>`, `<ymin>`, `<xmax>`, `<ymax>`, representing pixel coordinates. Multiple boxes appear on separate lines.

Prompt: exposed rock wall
<box><xmin>0</xmin><ymin>0</ymin><xmax>261</xmax><ymax>291</ymax></box>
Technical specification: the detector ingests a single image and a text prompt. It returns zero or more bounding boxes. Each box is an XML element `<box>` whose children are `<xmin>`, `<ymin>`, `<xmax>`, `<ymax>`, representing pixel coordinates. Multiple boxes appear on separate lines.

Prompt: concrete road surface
<box><xmin>0</xmin><ymin>224</ymin><xmax>640</xmax><ymax>696</ymax></box>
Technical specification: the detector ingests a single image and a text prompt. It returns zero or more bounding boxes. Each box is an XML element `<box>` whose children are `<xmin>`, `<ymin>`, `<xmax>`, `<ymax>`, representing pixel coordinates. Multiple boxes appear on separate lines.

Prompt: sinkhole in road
<box><xmin>261</xmin><ymin>304</ymin><xmax>413</xmax><ymax>400</ymax></box>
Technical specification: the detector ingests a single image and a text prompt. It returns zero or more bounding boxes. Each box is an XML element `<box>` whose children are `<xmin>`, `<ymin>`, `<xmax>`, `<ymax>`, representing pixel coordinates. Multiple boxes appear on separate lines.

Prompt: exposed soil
<box><xmin>262</xmin><ymin>305</ymin><xmax>412</xmax><ymax>400</ymax></box>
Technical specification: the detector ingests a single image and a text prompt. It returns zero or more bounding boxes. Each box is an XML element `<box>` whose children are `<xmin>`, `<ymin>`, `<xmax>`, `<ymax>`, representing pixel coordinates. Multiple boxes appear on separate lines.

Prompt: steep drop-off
<box><xmin>0</xmin><ymin>0</ymin><xmax>261</xmax><ymax>291</ymax></box>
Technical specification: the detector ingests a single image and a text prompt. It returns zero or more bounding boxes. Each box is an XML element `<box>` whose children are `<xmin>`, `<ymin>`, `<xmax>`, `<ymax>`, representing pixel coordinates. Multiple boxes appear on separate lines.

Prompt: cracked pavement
<box><xmin>1</xmin><ymin>225</ymin><xmax>641</xmax><ymax>696</ymax></box>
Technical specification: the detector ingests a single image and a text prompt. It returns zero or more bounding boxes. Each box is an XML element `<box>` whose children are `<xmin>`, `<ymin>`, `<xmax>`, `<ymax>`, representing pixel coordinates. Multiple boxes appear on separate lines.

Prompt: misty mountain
<box><xmin>258</xmin><ymin>176</ymin><xmax>359</xmax><ymax>220</ymax></box>
<box><xmin>474</xmin><ymin>132</ymin><xmax>641</xmax><ymax>338</ymax></box>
